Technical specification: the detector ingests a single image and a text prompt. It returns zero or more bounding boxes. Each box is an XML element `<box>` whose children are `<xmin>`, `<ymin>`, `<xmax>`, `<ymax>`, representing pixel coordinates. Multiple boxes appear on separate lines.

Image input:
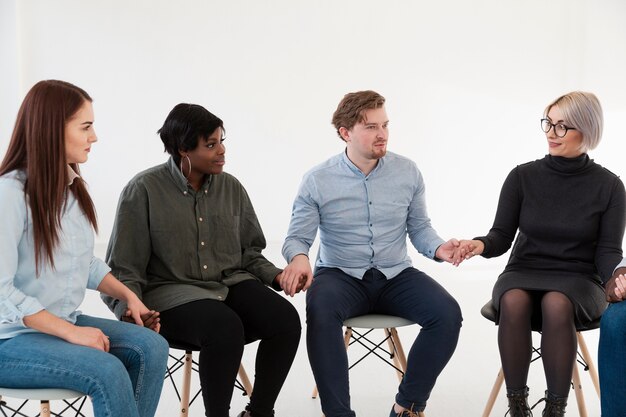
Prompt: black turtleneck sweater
<box><xmin>477</xmin><ymin>154</ymin><xmax>625</xmax><ymax>285</ymax></box>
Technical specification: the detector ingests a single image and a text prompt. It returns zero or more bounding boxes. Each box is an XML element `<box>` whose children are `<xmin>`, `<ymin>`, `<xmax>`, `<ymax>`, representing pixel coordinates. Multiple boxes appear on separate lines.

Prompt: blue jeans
<box><xmin>0</xmin><ymin>315</ymin><xmax>169</xmax><ymax>417</ymax></box>
<box><xmin>599</xmin><ymin>302</ymin><xmax>626</xmax><ymax>417</ymax></box>
<box><xmin>306</xmin><ymin>267</ymin><xmax>462</xmax><ymax>417</ymax></box>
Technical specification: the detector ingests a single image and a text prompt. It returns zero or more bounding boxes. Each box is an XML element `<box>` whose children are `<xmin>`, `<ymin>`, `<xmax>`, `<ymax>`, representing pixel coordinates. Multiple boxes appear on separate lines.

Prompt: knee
<box><xmin>305</xmin><ymin>300</ymin><xmax>344</xmax><ymax>330</ymax></box>
<box><xmin>201</xmin><ymin>316</ymin><xmax>245</xmax><ymax>351</ymax></box>
<box><xmin>88</xmin><ymin>355</ymin><xmax>134</xmax><ymax>395</ymax></box>
<box><xmin>428</xmin><ymin>296</ymin><xmax>463</xmax><ymax>332</ymax></box>
<box><xmin>276</xmin><ymin>299</ymin><xmax>302</xmax><ymax>334</ymax></box>
<box><xmin>140</xmin><ymin>329</ymin><xmax>169</xmax><ymax>366</ymax></box>
<box><xmin>499</xmin><ymin>290</ymin><xmax>533</xmax><ymax>323</ymax></box>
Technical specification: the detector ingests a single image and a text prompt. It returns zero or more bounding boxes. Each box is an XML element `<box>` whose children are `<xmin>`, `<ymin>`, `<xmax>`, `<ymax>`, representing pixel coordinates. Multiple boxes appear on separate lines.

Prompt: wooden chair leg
<box><xmin>572</xmin><ymin>358</ymin><xmax>588</xmax><ymax>417</ymax></box>
<box><xmin>389</xmin><ymin>327</ymin><xmax>408</xmax><ymax>372</ymax></box>
<box><xmin>482</xmin><ymin>367</ymin><xmax>505</xmax><ymax>417</ymax></box>
<box><xmin>238</xmin><ymin>364</ymin><xmax>253</xmax><ymax>398</ymax></box>
<box><xmin>577</xmin><ymin>332</ymin><xmax>600</xmax><ymax>398</ymax></box>
<box><xmin>385</xmin><ymin>328</ymin><xmax>404</xmax><ymax>382</ymax></box>
<box><xmin>40</xmin><ymin>400</ymin><xmax>51</xmax><ymax>417</ymax></box>
<box><xmin>179</xmin><ymin>351</ymin><xmax>193</xmax><ymax>417</ymax></box>
<box><xmin>386</xmin><ymin>327</ymin><xmax>409</xmax><ymax>384</ymax></box>
<box><xmin>344</xmin><ymin>327</ymin><xmax>353</xmax><ymax>350</ymax></box>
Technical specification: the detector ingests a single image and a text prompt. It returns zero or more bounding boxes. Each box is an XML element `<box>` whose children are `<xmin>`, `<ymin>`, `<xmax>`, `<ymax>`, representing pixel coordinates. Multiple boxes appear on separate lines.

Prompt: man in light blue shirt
<box><xmin>280</xmin><ymin>90</ymin><xmax>464</xmax><ymax>417</ymax></box>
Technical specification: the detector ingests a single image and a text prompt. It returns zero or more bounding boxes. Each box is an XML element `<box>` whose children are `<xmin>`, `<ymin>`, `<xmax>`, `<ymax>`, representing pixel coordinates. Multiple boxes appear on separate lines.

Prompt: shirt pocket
<box><xmin>207</xmin><ymin>215</ymin><xmax>241</xmax><ymax>257</ymax></box>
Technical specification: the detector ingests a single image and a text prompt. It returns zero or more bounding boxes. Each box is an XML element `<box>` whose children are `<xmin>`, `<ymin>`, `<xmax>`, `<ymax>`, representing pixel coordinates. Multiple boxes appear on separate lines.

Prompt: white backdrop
<box><xmin>1</xmin><ymin>0</ymin><xmax>625</xmax><ymax>249</ymax></box>
<box><xmin>1</xmin><ymin>2</ymin><xmax>625</xmax><ymax>415</ymax></box>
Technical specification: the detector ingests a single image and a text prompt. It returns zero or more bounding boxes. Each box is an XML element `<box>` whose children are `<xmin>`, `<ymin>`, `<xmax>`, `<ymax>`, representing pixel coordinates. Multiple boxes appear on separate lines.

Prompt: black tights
<box><xmin>159</xmin><ymin>280</ymin><xmax>301</xmax><ymax>417</ymax></box>
<box><xmin>498</xmin><ymin>289</ymin><xmax>576</xmax><ymax>396</ymax></box>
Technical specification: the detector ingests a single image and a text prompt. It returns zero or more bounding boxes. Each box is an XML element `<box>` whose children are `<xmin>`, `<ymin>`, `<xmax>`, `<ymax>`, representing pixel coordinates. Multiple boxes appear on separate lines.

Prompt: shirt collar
<box><xmin>340</xmin><ymin>149</ymin><xmax>385</xmax><ymax>177</ymax></box>
<box><xmin>166</xmin><ymin>156</ymin><xmax>212</xmax><ymax>193</ymax></box>
<box><xmin>67</xmin><ymin>165</ymin><xmax>80</xmax><ymax>186</ymax></box>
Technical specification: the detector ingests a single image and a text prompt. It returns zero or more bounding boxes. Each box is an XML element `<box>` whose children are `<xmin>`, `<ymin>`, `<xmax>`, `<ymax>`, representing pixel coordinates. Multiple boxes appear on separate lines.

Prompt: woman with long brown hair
<box><xmin>0</xmin><ymin>80</ymin><xmax>169</xmax><ymax>417</ymax></box>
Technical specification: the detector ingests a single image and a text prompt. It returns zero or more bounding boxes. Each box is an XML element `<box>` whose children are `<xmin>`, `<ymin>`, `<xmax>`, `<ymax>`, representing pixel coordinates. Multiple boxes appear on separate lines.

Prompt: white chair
<box><xmin>312</xmin><ymin>314</ymin><xmax>425</xmax><ymax>417</ymax></box>
<box><xmin>0</xmin><ymin>387</ymin><xmax>86</xmax><ymax>417</ymax></box>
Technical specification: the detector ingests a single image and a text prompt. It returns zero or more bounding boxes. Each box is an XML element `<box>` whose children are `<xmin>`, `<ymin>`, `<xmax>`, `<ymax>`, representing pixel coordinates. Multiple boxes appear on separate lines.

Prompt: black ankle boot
<box><xmin>505</xmin><ymin>386</ymin><xmax>532</xmax><ymax>417</ymax></box>
<box><xmin>533</xmin><ymin>391</ymin><xmax>567</xmax><ymax>417</ymax></box>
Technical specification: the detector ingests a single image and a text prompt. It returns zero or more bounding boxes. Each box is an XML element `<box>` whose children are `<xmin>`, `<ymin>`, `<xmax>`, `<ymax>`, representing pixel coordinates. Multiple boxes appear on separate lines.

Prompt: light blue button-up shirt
<box><xmin>282</xmin><ymin>151</ymin><xmax>445</xmax><ymax>279</ymax></box>
<box><xmin>0</xmin><ymin>169</ymin><xmax>110</xmax><ymax>339</ymax></box>
<box><xmin>615</xmin><ymin>258</ymin><xmax>626</xmax><ymax>272</ymax></box>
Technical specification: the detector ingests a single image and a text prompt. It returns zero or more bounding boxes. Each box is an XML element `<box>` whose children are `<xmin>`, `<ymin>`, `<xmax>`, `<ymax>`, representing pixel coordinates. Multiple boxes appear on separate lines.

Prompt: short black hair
<box><xmin>158</xmin><ymin>103</ymin><xmax>224</xmax><ymax>163</ymax></box>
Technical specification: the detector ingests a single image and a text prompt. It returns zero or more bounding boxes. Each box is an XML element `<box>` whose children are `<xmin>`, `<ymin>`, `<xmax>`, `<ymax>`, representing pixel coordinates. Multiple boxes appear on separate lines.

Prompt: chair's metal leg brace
<box><xmin>0</xmin><ymin>396</ymin><xmax>86</xmax><ymax>417</ymax></box>
<box><xmin>166</xmin><ymin>353</ymin><xmax>186</xmax><ymax>402</ymax></box>
<box><xmin>348</xmin><ymin>329</ymin><xmax>404</xmax><ymax>374</ymax></box>
<box><xmin>55</xmin><ymin>396</ymin><xmax>87</xmax><ymax>417</ymax></box>
<box><xmin>0</xmin><ymin>398</ymin><xmax>30</xmax><ymax>417</ymax></box>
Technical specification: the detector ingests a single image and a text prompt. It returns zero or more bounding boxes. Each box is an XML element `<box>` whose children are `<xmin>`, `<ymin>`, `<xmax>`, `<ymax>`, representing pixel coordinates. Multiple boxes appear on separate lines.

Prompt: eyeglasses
<box><xmin>540</xmin><ymin>118</ymin><xmax>576</xmax><ymax>138</ymax></box>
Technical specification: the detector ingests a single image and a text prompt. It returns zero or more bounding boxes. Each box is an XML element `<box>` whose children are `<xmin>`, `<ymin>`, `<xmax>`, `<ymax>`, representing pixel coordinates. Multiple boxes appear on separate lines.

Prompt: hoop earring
<box><xmin>180</xmin><ymin>155</ymin><xmax>192</xmax><ymax>180</ymax></box>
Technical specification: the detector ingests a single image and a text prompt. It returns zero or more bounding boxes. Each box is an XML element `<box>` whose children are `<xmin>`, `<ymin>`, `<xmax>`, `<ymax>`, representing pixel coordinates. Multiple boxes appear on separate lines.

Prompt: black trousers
<box><xmin>159</xmin><ymin>280</ymin><xmax>301</xmax><ymax>417</ymax></box>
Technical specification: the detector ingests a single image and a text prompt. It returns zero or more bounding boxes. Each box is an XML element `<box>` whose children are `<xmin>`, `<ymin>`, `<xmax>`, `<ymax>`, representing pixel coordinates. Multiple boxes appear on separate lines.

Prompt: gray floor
<box><xmin>0</xmin><ymin>243</ymin><xmax>602</xmax><ymax>416</ymax></box>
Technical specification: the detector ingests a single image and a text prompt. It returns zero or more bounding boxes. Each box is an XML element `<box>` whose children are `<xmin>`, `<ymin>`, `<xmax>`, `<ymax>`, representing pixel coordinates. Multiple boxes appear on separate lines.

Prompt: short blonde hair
<box><xmin>544</xmin><ymin>91</ymin><xmax>603</xmax><ymax>152</ymax></box>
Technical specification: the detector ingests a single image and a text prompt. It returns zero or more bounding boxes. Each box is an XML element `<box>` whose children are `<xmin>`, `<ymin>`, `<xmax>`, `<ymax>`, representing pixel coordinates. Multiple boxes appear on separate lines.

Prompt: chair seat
<box><xmin>0</xmin><ymin>387</ymin><xmax>84</xmax><ymax>400</ymax></box>
<box><xmin>343</xmin><ymin>314</ymin><xmax>414</xmax><ymax>329</ymax></box>
<box><xmin>167</xmin><ymin>340</ymin><xmax>199</xmax><ymax>352</ymax></box>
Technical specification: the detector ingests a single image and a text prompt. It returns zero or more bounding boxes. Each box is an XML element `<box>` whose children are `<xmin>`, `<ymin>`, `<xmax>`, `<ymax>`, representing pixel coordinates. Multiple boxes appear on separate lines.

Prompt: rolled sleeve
<box><xmin>87</xmin><ymin>256</ymin><xmax>111</xmax><ymax>290</ymax></box>
<box><xmin>0</xmin><ymin>289</ymin><xmax>46</xmax><ymax>325</ymax></box>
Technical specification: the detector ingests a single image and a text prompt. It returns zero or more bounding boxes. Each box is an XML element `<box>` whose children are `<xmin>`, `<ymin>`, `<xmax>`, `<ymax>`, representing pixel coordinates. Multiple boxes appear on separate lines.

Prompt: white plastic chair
<box><xmin>0</xmin><ymin>387</ymin><xmax>86</xmax><ymax>417</ymax></box>
<box><xmin>311</xmin><ymin>314</ymin><xmax>425</xmax><ymax>417</ymax></box>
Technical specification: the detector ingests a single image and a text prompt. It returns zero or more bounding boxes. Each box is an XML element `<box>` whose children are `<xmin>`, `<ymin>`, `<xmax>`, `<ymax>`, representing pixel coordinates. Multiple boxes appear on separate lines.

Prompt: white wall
<box><xmin>0</xmin><ymin>0</ymin><xmax>19</xmax><ymax>153</ymax></box>
<box><xmin>1</xmin><ymin>0</ymin><xmax>625</xmax><ymax>250</ymax></box>
<box><xmin>1</xmin><ymin>2</ymin><xmax>625</xmax><ymax>415</ymax></box>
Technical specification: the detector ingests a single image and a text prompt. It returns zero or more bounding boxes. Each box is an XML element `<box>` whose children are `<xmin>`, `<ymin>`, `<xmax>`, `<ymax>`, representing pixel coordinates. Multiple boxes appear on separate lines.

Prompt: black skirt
<box><xmin>490</xmin><ymin>269</ymin><xmax>607</xmax><ymax>330</ymax></box>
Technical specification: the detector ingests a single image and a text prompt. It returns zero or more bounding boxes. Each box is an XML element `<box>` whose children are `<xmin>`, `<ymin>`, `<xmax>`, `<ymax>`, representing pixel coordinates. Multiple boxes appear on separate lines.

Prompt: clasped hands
<box><xmin>276</xmin><ymin>239</ymin><xmax>489</xmax><ymax>297</ymax></box>
<box><xmin>436</xmin><ymin>238</ymin><xmax>486</xmax><ymax>267</ymax></box>
<box><xmin>606</xmin><ymin>268</ymin><xmax>626</xmax><ymax>303</ymax></box>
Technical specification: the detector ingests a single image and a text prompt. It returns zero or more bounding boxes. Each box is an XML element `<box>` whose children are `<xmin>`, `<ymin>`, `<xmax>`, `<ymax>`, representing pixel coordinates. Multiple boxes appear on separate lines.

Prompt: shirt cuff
<box><xmin>88</xmin><ymin>257</ymin><xmax>112</xmax><ymax>290</ymax></box>
<box><xmin>0</xmin><ymin>295</ymin><xmax>45</xmax><ymax>325</ymax></box>
<box><xmin>283</xmin><ymin>244</ymin><xmax>310</xmax><ymax>264</ymax></box>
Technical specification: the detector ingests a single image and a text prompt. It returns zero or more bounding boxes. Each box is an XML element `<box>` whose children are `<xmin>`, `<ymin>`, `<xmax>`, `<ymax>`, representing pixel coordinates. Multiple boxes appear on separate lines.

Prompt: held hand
<box><xmin>65</xmin><ymin>326</ymin><xmax>110</xmax><ymax>352</ymax></box>
<box><xmin>122</xmin><ymin>309</ymin><xmax>161</xmax><ymax>333</ymax></box>
<box><xmin>606</xmin><ymin>274</ymin><xmax>626</xmax><ymax>303</ymax></box>
<box><xmin>279</xmin><ymin>254</ymin><xmax>314</xmax><ymax>297</ymax></box>
<box><xmin>459</xmin><ymin>239</ymin><xmax>485</xmax><ymax>260</ymax></box>
<box><xmin>436</xmin><ymin>238</ymin><xmax>464</xmax><ymax>266</ymax></box>
<box><xmin>124</xmin><ymin>297</ymin><xmax>161</xmax><ymax>333</ymax></box>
